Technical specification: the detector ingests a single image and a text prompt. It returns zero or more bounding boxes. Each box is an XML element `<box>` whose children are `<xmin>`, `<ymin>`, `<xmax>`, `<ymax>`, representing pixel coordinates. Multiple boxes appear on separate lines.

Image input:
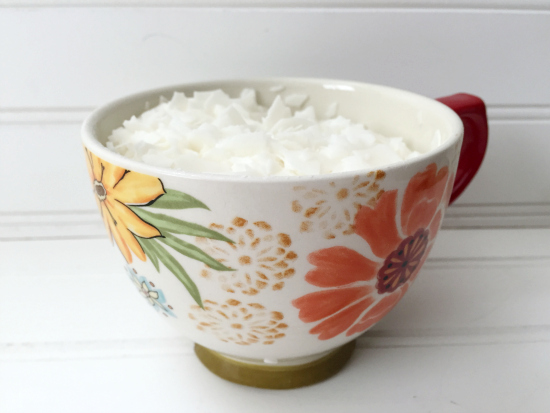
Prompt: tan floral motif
<box><xmin>189</xmin><ymin>299</ymin><xmax>288</xmax><ymax>345</ymax></box>
<box><xmin>196</xmin><ymin>217</ymin><xmax>297</xmax><ymax>295</ymax></box>
<box><xmin>292</xmin><ymin>171</ymin><xmax>386</xmax><ymax>239</ymax></box>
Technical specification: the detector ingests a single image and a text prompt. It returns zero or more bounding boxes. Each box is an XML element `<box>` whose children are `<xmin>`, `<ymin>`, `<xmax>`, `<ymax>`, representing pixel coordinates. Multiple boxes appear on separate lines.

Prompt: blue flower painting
<box><xmin>126</xmin><ymin>266</ymin><xmax>176</xmax><ymax>318</ymax></box>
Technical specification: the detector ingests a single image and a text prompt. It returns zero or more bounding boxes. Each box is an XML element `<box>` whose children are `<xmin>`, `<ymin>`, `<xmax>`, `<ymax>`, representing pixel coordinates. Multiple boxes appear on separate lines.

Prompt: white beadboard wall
<box><xmin>1</xmin><ymin>4</ymin><xmax>550</xmax><ymax>413</ymax></box>
<box><xmin>1</xmin><ymin>5</ymin><xmax>549</xmax><ymax>225</ymax></box>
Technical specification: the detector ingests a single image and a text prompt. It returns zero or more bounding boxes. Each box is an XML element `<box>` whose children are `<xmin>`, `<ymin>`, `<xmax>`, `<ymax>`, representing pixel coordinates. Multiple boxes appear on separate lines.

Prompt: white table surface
<box><xmin>2</xmin><ymin>212</ymin><xmax>549</xmax><ymax>413</ymax></box>
<box><xmin>1</xmin><ymin>5</ymin><xmax>550</xmax><ymax>412</ymax></box>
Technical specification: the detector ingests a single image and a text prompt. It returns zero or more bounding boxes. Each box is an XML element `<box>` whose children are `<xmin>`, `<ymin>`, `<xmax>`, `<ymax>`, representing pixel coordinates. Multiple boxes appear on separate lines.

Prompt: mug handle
<box><xmin>436</xmin><ymin>93</ymin><xmax>489</xmax><ymax>204</ymax></box>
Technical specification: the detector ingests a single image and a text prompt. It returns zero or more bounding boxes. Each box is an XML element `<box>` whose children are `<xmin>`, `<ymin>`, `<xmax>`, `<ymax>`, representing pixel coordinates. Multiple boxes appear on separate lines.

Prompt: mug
<box><xmin>81</xmin><ymin>78</ymin><xmax>488</xmax><ymax>389</ymax></box>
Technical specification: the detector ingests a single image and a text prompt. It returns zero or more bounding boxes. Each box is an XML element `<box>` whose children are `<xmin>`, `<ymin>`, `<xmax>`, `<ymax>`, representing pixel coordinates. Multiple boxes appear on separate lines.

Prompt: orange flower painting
<box><xmin>85</xmin><ymin>149</ymin><xmax>165</xmax><ymax>263</ymax></box>
<box><xmin>293</xmin><ymin>164</ymin><xmax>454</xmax><ymax>340</ymax></box>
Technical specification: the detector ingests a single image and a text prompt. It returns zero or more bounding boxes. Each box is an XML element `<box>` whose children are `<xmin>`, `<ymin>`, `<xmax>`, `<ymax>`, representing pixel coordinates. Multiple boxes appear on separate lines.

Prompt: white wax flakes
<box><xmin>106</xmin><ymin>89</ymin><xmax>441</xmax><ymax>176</ymax></box>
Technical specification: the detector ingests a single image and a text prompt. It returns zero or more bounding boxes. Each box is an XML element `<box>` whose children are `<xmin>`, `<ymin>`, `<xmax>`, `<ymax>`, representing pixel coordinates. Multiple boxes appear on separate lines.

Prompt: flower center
<box><xmin>376</xmin><ymin>228</ymin><xmax>429</xmax><ymax>294</ymax></box>
<box><xmin>94</xmin><ymin>180</ymin><xmax>107</xmax><ymax>201</ymax></box>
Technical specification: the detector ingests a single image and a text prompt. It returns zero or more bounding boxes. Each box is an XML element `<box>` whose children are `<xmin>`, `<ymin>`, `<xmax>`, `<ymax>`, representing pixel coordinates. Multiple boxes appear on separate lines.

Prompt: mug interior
<box><xmin>82</xmin><ymin>78</ymin><xmax>463</xmax><ymax>178</ymax></box>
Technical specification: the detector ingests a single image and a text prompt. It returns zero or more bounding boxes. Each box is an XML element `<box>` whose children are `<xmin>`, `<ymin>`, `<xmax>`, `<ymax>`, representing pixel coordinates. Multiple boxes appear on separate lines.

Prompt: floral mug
<box><xmin>82</xmin><ymin>78</ymin><xmax>488</xmax><ymax>389</ymax></box>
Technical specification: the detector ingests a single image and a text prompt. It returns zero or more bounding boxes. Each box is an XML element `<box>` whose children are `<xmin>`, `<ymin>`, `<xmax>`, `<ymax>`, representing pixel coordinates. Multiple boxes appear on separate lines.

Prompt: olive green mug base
<box><xmin>194</xmin><ymin>340</ymin><xmax>356</xmax><ymax>389</ymax></box>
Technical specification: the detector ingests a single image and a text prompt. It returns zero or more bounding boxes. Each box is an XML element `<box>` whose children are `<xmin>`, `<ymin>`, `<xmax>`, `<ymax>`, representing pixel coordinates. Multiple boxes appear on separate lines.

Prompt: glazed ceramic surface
<box><xmin>82</xmin><ymin>78</ymin><xmax>471</xmax><ymax>363</ymax></box>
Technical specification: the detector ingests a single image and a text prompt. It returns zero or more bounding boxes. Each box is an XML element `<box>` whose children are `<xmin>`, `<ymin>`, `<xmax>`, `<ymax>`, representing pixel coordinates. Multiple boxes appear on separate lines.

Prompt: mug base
<box><xmin>194</xmin><ymin>340</ymin><xmax>356</xmax><ymax>389</ymax></box>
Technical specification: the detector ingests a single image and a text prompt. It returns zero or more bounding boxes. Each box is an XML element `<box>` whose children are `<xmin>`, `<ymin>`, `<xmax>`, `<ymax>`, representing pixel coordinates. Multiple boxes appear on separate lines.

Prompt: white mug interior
<box><xmin>82</xmin><ymin>77</ymin><xmax>463</xmax><ymax>180</ymax></box>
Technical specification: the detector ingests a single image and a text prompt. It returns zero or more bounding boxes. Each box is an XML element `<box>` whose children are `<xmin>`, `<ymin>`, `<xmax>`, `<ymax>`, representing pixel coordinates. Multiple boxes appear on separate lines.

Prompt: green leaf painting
<box><xmin>139</xmin><ymin>237</ymin><xmax>203</xmax><ymax>309</ymax></box>
<box><xmin>159</xmin><ymin>233</ymin><xmax>234</xmax><ymax>272</ymax></box>
<box><xmin>129</xmin><ymin>207</ymin><xmax>233</xmax><ymax>243</ymax></box>
<box><xmin>148</xmin><ymin>189</ymin><xmax>210</xmax><ymax>210</ymax></box>
<box><xmin>132</xmin><ymin>189</ymin><xmax>233</xmax><ymax>308</ymax></box>
<box><xmin>137</xmin><ymin>236</ymin><xmax>160</xmax><ymax>272</ymax></box>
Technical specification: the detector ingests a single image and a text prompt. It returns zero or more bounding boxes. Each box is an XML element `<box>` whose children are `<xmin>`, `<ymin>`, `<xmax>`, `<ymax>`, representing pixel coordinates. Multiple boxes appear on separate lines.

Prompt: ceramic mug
<box><xmin>81</xmin><ymin>78</ymin><xmax>488</xmax><ymax>389</ymax></box>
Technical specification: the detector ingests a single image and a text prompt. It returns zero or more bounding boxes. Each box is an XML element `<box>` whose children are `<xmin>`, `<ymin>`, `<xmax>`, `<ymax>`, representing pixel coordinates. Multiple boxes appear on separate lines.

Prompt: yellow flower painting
<box><xmin>84</xmin><ymin>148</ymin><xmax>237</xmax><ymax>307</ymax></box>
<box><xmin>85</xmin><ymin>149</ymin><xmax>165</xmax><ymax>263</ymax></box>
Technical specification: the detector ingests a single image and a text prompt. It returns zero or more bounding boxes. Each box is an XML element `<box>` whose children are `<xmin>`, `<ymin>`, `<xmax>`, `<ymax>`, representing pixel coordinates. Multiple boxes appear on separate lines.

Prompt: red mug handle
<box><xmin>436</xmin><ymin>94</ymin><xmax>489</xmax><ymax>204</ymax></box>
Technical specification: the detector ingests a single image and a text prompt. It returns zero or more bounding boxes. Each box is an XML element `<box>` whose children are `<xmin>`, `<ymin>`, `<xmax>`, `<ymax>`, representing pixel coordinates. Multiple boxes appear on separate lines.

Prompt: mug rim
<box><xmin>81</xmin><ymin>77</ymin><xmax>464</xmax><ymax>183</ymax></box>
